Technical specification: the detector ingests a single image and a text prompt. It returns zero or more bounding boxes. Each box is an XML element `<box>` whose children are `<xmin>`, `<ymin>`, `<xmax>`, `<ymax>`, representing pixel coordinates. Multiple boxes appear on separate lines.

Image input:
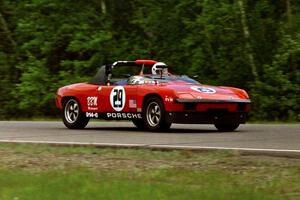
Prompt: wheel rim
<box><xmin>146</xmin><ymin>102</ymin><xmax>161</xmax><ymax>127</ymax></box>
<box><xmin>64</xmin><ymin>99</ymin><xmax>79</xmax><ymax>123</ymax></box>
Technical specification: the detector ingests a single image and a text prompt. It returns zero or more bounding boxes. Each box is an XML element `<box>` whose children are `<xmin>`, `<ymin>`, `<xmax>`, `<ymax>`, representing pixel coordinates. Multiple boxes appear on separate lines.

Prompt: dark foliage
<box><xmin>0</xmin><ymin>0</ymin><xmax>299</xmax><ymax>121</ymax></box>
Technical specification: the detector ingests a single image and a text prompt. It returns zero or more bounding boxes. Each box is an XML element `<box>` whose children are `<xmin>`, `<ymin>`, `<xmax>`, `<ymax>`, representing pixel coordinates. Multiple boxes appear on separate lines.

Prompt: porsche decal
<box><xmin>85</xmin><ymin>112</ymin><xmax>142</xmax><ymax>119</ymax></box>
<box><xmin>107</xmin><ymin>112</ymin><xmax>142</xmax><ymax>119</ymax></box>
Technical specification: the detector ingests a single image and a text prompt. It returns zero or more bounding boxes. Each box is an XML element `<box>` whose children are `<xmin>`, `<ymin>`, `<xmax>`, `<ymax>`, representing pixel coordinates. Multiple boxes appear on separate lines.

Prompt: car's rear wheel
<box><xmin>142</xmin><ymin>96</ymin><xmax>171</xmax><ymax>131</ymax></box>
<box><xmin>214</xmin><ymin>123</ymin><xmax>240</xmax><ymax>132</ymax></box>
<box><xmin>62</xmin><ymin>98</ymin><xmax>89</xmax><ymax>129</ymax></box>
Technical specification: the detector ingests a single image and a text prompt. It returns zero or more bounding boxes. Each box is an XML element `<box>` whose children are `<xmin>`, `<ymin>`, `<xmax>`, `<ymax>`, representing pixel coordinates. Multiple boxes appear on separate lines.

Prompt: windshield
<box><xmin>127</xmin><ymin>75</ymin><xmax>200</xmax><ymax>85</ymax></box>
<box><xmin>89</xmin><ymin>64</ymin><xmax>200</xmax><ymax>85</ymax></box>
<box><xmin>159</xmin><ymin>75</ymin><xmax>200</xmax><ymax>84</ymax></box>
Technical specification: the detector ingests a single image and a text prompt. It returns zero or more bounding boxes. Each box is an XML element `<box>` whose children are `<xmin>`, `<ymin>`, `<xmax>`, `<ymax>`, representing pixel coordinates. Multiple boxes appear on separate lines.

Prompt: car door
<box><xmin>96</xmin><ymin>64</ymin><xmax>141</xmax><ymax>119</ymax></box>
<box><xmin>97</xmin><ymin>84</ymin><xmax>137</xmax><ymax>113</ymax></box>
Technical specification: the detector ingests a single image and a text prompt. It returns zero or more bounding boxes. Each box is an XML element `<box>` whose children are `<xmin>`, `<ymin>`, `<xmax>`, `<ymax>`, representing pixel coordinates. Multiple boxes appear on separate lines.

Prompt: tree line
<box><xmin>0</xmin><ymin>0</ymin><xmax>299</xmax><ymax>121</ymax></box>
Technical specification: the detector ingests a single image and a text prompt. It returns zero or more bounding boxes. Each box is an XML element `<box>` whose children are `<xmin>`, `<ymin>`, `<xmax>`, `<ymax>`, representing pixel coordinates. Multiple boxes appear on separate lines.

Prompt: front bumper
<box><xmin>55</xmin><ymin>94</ymin><xmax>63</xmax><ymax>109</ymax></box>
<box><xmin>175</xmin><ymin>99</ymin><xmax>251</xmax><ymax>103</ymax></box>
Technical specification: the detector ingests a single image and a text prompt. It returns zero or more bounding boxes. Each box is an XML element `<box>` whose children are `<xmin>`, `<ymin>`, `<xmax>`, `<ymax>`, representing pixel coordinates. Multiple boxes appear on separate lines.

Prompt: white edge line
<box><xmin>1</xmin><ymin>139</ymin><xmax>300</xmax><ymax>154</ymax></box>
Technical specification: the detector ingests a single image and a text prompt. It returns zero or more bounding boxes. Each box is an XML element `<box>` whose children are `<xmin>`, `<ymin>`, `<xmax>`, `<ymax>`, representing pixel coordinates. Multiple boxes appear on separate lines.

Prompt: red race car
<box><xmin>56</xmin><ymin>60</ymin><xmax>251</xmax><ymax>131</ymax></box>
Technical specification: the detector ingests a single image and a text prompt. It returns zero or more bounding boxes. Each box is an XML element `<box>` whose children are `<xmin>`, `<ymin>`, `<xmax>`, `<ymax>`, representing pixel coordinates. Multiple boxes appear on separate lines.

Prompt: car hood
<box><xmin>165</xmin><ymin>84</ymin><xmax>250</xmax><ymax>101</ymax></box>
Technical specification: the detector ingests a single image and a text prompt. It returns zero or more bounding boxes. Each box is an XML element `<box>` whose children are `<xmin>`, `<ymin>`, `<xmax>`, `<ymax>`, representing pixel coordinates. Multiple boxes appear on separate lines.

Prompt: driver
<box><xmin>151</xmin><ymin>62</ymin><xmax>168</xmax><ymax>75</ymax></box>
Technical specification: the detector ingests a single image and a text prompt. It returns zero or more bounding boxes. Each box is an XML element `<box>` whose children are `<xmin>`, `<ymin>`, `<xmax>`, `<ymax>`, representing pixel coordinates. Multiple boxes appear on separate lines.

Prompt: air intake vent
<box><xmin>184</xmin><ymin>103</ymin><xmax>197</xmax><ymax>111</ymax></box>
<box><xmin>237</xmin><ymin>103</ymin><xmax>246</xmax><ymax>111</ymax></box>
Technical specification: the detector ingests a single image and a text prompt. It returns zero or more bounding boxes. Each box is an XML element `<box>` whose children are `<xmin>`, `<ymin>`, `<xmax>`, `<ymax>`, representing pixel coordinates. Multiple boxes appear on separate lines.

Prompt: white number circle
<box><xmin>191</xmin><ymin>86</ymin><xmax>216</xmax><ymax>94</ymax></box>
<box><xmin>110</xmin><ymin>86</ymin><xmax>126</xmax><ymax>111</ymax></box>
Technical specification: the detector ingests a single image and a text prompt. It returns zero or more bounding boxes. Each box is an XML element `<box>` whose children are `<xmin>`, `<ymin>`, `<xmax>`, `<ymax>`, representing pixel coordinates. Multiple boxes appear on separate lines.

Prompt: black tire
<box><xmin>214</xmin><ymin>123</ymin><xmax>240</xmax><ymax>132</ymax></box>
<box><xmin>142</xmin><ymin>96</ymin><xmax>171</xmax><ymax>131</ymax></box>
<box><xmin>62</xmin><ymin>98</ymin><xmax>89</xmax><ymax>129</ymax></box>
<box><xmin>132</xmin><ymin>119</ymin><xmax>145</xmax><ymax>130</ymax></box>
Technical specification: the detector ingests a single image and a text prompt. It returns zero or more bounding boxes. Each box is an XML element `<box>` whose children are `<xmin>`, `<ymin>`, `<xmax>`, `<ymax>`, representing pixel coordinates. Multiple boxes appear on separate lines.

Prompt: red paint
<box><xmin>135</xmin><ymin>60</ymin><xmax>157</xmax><ymax>65</ymax></box>
<box><xmin>56</xmin><ymin>60</ymin><xmax>251</xmax><ymax>124</ymax></box>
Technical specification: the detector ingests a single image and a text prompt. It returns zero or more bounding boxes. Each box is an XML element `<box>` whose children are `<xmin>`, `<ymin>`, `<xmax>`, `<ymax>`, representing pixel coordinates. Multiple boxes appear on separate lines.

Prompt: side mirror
<box><xmin>105</xmin><ymin>65</ymin><xmax>112</xmax><ymax>76</ymax></box>
<box><xmin>105</xmin><ymin>65</ymin><xmax>113</xmax><ymax>85</ymax></box>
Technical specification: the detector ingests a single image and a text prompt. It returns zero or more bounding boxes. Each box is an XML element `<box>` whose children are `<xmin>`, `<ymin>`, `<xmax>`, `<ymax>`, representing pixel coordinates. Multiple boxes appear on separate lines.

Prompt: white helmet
<box><xmin>151</xmin><ymin>62</ymin><xmax>168</xmax><ymax>75</ymax></box>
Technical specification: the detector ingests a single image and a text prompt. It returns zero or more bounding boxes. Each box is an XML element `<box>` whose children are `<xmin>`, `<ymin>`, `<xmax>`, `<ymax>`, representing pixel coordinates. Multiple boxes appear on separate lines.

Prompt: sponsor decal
<box><xmin>87</xmin><ymin>96</ymin><xmax>98</xmax><ymax>110</ymax></box>
<box><xmin>87</xmin><ymin>107</ymin><xmax>98</xmax><ymax>110</ymax></box>
<box><xmin>86</xmin><ymin>112</ymin><xmax>142</xmax><ymax>119</ymax></box>
<box><xmin>190</xmin><ymin>86</ymin><xmax>216</xmax><ymax>94</ymax></box>
<box><xmin>106</xmin><ymin>112</ymin><xmax>142</xmax><ymax>119</ymax></box>
<box><xmin>86</xmin><ymin>112</ymin><xmax>99</xmax><ymax>118</ymax></box>
<box><xmin>110</xmin><ymin>86</ymin><xmax>126</xmax><ymax>111</ymax></box>
<box><xmin>165</xmin><ymin>96</ymin><xmax>174</xmax><ymax>102</ymax></box>
<box><xmin>87</xmin><ymin>96</ymin><xmax>97</xmax><ymax>106</ymax></box>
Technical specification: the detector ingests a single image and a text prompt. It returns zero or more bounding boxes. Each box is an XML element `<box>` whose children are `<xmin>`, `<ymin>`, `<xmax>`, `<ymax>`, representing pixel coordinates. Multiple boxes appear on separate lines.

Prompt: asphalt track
<box><xmin>0</xmin><ymin>121</ymin><xmax>299</xmax><ymax>155</ymax></box>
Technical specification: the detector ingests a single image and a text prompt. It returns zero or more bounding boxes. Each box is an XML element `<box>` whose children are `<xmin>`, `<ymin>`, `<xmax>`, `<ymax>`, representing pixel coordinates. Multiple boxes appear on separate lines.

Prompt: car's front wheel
<box><xmin>214</xmin><ymin>123</ymin><xmax>240</xmax><ymax>132</ymax></box>
<box><xmin>142</xmin><ymin>96</ymin><xmax>171</xmax><ymax>131</ymax></box>
<box><xmin>62</xmin><ymin>98</ymin><xmax>89</xmax><ymax>129</ymax></box>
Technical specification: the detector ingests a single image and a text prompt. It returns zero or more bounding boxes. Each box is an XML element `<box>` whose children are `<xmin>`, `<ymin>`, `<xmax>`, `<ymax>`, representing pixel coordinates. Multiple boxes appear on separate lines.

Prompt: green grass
<box><xmin>0</xmin><ymin>143</ymin><xmax>299</xmax><ymax>199</ymax></box>
<box><xmin>0</xmin><ymin>169</ymin><xmax>280</xmax><ymax>200</ymax></box>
